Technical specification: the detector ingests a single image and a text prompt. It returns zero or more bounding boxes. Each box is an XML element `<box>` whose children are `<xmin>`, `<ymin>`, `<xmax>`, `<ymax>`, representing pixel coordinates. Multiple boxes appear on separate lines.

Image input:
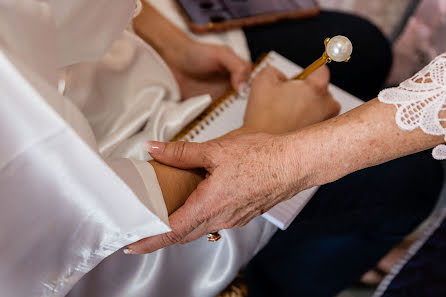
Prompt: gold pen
<box><xmin>171</xmin><ymin>36</ymin><xmax>352</xmax><ymax>142</ymax></box>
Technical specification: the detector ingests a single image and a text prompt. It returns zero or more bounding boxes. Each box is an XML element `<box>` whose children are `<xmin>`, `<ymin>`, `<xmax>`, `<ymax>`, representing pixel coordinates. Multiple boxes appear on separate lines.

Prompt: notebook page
<box><xmin>182</xmin><ymin>51</ymin><xmax>363</xmax><ymax>230</ymax></box>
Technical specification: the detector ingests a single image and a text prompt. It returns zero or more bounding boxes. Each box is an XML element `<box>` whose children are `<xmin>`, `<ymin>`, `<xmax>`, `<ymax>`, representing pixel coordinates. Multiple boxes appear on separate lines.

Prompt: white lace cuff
<box><xmin>378</xmin><ymin>53</ymin><xmax>446</xmax><ymax>160</ymax></box>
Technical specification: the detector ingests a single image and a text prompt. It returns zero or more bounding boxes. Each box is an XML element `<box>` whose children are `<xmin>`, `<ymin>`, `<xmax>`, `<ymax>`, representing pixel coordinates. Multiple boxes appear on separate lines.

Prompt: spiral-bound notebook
<box><xmin>173</xmin><ymin>51</ymin><xmax>362</xmax><ymax>230</ymax></box>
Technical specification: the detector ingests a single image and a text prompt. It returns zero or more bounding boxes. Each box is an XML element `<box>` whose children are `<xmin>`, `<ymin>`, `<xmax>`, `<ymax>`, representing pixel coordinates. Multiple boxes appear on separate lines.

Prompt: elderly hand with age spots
<box><xmin>132</xmin><ymin>133</ymin><xmax>306</xmax><ymax>253</ymax></box>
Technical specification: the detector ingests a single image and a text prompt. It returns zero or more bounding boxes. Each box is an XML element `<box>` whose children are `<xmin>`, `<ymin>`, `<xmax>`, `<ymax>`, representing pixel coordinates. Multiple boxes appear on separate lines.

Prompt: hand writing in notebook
<box><xmin>244</xmin><ymin>66</ymin><xmax>340</xmax><ymax>134</ymax></box>
<box><xmin>127</xmin><ymin>66</ymin><xmax>340</xmax><ymax>254</ymax></box>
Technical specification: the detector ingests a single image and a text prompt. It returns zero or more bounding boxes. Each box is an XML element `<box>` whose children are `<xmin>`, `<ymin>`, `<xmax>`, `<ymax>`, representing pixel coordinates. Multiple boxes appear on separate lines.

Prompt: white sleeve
<box><xmin>378</xmin><ymin>53</ymin><xmax>446</xmax><ymax>160</ymax></box>
<box><xmin>0</xmin><ymin>51</ymin><xmax>170</xmax><ymax>296</ymax></box>
<box><xmin>106</xmin><ymin>158</ymin><xmax>169</xmax><ymax>225</ymax></box>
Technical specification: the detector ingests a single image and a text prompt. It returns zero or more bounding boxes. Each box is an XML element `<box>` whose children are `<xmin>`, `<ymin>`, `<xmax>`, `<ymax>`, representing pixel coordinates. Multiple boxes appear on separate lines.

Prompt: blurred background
<box><xmin>320</xmin><ymin>0</ymin><xmax>446</xmax><ymax>86</ymax></box>
<box><xmin>314</xmin><ymin>1</ymin><xmax>446</xmax><ymax>296</ymax></box>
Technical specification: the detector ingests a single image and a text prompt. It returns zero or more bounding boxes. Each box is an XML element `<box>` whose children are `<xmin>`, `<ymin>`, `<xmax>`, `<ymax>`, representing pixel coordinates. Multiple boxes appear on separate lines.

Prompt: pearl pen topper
<box><xmin>295</xmin><ymin>35</ymin><xmax>353</xmax><ymax>80</ymax></box>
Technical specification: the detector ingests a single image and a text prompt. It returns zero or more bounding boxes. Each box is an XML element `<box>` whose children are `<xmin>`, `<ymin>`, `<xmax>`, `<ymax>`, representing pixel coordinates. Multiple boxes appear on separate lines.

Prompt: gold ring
<box><xmin>207</xmin><ymin>232</ymin><xmax>222</xmax><ymax>242</ymax></box>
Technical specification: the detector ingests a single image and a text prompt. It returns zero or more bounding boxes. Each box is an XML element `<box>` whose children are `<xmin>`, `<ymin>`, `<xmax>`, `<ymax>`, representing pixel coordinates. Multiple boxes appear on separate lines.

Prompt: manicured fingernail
<box><xmin>123</xmin><ymin>247</ymin><xmax>135</xmax><ymax>255</ymax></box>
<box><xmin>238</xmin><ymin>82</ymin><xmax>249</xmax><ymax>94</ymax></box>
<box><xmin>146</xmin><ymin>141</ymin><xmax>165</xmax><ymax>154</ymax></box>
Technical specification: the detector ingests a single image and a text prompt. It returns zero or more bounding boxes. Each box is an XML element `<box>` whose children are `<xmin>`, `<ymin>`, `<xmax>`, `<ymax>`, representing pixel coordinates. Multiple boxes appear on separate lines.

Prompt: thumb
<box><xmin>306</xmin><ymin>65</ymin><xmax>330</xmax><ymax>94</ymax></box>
<box><xmin>125</xmin><ymin>188</ymin><xmax>205</xmax><ymax>254</ymax></box>
<box><xmin>217</xmin><ymin>47</ymin><xmax>252</xmax><ymax>92</ymax></box>
<box><xmin>146</xmin><ymin>141</ymin><xmax>212</xmax><ymax>169</ymax></box>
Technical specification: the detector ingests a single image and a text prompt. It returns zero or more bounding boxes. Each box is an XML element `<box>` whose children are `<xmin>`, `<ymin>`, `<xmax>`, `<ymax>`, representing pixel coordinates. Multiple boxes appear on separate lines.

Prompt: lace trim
<box><xmin>378</xmin><ymin>53</ymin><xmax>446</xmax><ymax>160</ymax></box>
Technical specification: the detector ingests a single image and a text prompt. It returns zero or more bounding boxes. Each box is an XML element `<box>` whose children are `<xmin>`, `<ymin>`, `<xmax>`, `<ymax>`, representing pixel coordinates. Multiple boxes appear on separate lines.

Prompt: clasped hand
<box><xmin>128</xmin><ymin>63</ymin><xmax>339</xmax><ymax>254</ymax></box>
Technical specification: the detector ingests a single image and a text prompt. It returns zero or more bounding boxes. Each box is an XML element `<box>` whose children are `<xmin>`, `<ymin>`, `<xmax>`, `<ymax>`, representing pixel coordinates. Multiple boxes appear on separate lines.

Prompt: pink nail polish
<box><xmin>146</xmin><ymin>141</ymin><xmax>165</xmax><ymax>154</ymax></box>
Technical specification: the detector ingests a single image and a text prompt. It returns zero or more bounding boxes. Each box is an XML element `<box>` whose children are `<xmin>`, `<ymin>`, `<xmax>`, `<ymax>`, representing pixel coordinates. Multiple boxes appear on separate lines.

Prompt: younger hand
<box><xmin>166</xmin><ymin>41</ymin><xmax>252</xmax><ymax>100</ymax></box>
<box><xmin>243</xmin><ymin>65</ymin><xmax>340</xmax><ymax>134</ymax></box>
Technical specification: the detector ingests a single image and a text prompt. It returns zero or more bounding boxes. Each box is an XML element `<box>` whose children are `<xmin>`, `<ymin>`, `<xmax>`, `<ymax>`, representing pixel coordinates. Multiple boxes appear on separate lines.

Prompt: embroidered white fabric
<box><xmin>378</xmin><ymin>53</ymin><xmax>446</xmax><ymax>160</ymax></box>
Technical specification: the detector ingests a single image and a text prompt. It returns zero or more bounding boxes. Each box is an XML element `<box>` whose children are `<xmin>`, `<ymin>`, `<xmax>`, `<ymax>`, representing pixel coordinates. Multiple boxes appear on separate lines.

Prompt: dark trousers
<box><xmin>243</xmin><ymin>12</ymin><xmax>444</xmax><ymax>297</ymax></box>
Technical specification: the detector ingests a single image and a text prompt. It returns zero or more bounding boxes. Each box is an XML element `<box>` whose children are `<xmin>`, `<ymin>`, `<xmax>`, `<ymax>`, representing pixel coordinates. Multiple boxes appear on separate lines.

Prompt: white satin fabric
<box><xmin>0</xmin><ymin>0</ymin><xmax>277</xmax><ymax>296</ymax></box>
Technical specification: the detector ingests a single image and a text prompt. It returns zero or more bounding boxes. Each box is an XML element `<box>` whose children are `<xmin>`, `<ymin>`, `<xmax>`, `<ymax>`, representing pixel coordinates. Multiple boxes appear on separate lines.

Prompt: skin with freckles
<box><xmin>289</xmin><ymin>99</ymin><xmax>444</xmax><ymax>187</ymax></box>
<box><xmin>127</xmin><ymin>66</ymin><xmax>340</xmax><ymax>254</ymax></box>
<box><xmin>135</xmin><ymin>133</ymin><xmax>306</xmax><ymax>250</ymax></box>
<box><xmin>127</xmin><ymin>98</ymin><xmax>445</xmax><ymax>254</ymax></box>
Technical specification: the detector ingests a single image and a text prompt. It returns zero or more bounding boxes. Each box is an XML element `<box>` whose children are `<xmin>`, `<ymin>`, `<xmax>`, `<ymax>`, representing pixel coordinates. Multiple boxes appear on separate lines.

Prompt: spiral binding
<box><xmin>171</xmin><ymin>54</ymin><xmax>273</xmax><ymax>142</ymax></box>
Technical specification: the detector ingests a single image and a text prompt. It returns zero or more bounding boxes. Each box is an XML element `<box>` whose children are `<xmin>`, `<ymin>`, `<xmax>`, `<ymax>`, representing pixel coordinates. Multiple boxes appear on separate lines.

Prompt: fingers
<box><xmin>126</xmin><ymin>189</ymin><xmax>205</xmax><ymax>254</ymax></box>
<box><xmin>255</xmin><ymin>66</ymin><xmax>287</xmax><ymax>85</ymax></box>
<box><xmin>179</xmin><ymin>221</ymin><xmax>210</xmax><ymax>244</ymax></box>
<box><xmin>217</xmin><ymin>46</ymin><xmax>252</xmax><ymax>92</ymax></box>
<box><xmin>147</xmin><ymin>141</ymin><xmax>212</xmax><ymax>169</ymax></box>
<box><xmin>299</xmin><ymin>66</ymin><xmax>340</xmax><ymax>119</ymax></box>
<box><xmin>126</xmin><ymin>231</ymin><xmax>180</xmax><ymax>255</ymax></box>
<box><xmin>305</xmin><ymin>65</ymin><xmax>330</xmax><ymax>94</ymax></box>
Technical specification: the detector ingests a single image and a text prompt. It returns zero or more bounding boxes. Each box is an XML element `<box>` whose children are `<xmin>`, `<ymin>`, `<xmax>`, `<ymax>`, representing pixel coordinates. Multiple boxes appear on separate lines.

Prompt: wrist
<box><xmin>149</xmin><ymin>160</ymin><xmax>204</xmax><ymax>215</ymax></box>
<box><xmin>282</xmin><ymin>130</ymin><xmax>324</xmax><ymax>192</ymax></box>
<box><xmin>285</xmin><ymin>120</ymin><xmax>357</xmax><ymax>190</ymax></box>
<box><xmin>133</xmin><ymin>1</ymin><xmax>193</xmax><ymax>63</ymax></box>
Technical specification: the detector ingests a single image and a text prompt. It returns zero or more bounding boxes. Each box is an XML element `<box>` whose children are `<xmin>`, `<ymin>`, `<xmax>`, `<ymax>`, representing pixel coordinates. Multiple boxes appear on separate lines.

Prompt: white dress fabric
<box><xmin>378</xmin><ymin>53</ymin><xmax>446</xmax><ymax>159</ymax></box>
<box><xmin>0</xmin><ymin>0</ymin><xmax>277</xmax><ymax>297</ymax></box>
